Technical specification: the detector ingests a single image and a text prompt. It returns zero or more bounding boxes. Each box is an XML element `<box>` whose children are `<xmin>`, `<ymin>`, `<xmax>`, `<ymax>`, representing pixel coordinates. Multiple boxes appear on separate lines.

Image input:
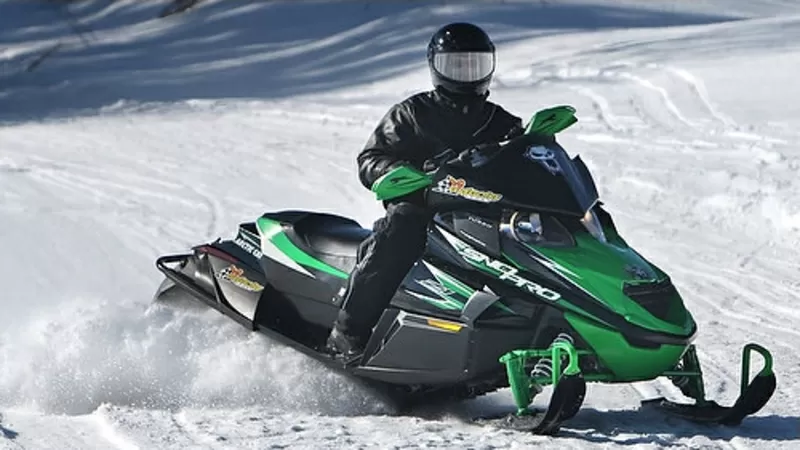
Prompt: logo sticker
<box><xmin>216</xmin><ymin>265</ymin><xmax>265</xmax><ymax>292</ymax></box>
<box><xmin>524</xmin><ymin>145</ymin><xmax>562</xmax><ymax>175</ymax></box>
<box><xmin>432</xmin><ymin>175</ymin><xmax>503</xmax><ymax>203</ymax></box>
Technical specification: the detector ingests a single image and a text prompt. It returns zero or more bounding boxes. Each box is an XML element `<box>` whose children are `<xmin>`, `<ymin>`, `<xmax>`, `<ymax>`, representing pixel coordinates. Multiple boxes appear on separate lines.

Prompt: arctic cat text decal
<box><xmin>438</xmin><ymin>227</ymin><xmax>562</xmax><ymax>302</ymax></box>
<box><xmin>216</xmin><ymin>265</ymin><xmax>264</xmax><ymax>292</ymax></box>
<box><xmin>234</xmin><ymin>236</ymin><xmax>263</xmax><ymax>259</ymax></box>
<box><xmin>432</xmin><ymin>175</ymin><xmax>503</xmax><ymax>203</ymax></box>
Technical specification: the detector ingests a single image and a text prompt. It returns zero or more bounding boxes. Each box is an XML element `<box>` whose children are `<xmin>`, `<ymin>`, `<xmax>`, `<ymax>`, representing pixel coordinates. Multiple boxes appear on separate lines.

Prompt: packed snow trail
<box><xmin>1</xmin><ymin>0</ymin><xmax>799</xmax><ymax>448</ymax></box>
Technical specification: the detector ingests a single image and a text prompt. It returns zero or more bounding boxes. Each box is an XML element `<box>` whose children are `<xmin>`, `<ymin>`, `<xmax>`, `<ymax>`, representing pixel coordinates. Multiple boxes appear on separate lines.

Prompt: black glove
<box><xmin>422</xmin><ymin>142</ymin><xmax>503</xmax><ymax>172</ymax></box>
<box><xmin>423</xmin><ymin>148</ymin><xmax>456</xmax><ymax>172</ymax></box>
<box><xmin>460</xmin><ymin>142</ymin><xmax>501</xmax><ymax>167</ymax></box>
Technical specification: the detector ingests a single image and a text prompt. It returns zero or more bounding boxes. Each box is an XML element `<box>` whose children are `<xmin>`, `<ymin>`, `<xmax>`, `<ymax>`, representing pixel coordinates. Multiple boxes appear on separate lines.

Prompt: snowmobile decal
<box><xmin>521</xmin><ymin>246</ymin><xmax>613</xmax><ymax>310</ymax></box>
<box><xmin>524</xmin><ymin>249</ymin><xmax>582</xmax><ymax>279</ymax></box>
<box><xmin>422</xmin><ymin>261</ymin><xmax>475</xmax><ymax>298</ymax></box>
<box><xmin>524</xmin><ymin>145</ymin><xmax>562</xmax><ymax>175</ymax></box>
<box><xmin>432</xmin><ymin>175</ymin><xmax>503</xmax><ymax>203</ymax></box>
<box><xmin>234</xmin><ymin>236</ymin><xmax>263</xmax><ymax>259</ymax></box>
<box><xmin>216</xmin><ymin>265</ymin><xmax>264</xmax><ymax>292</ymax></box>
<box><xmin>256</xmin><ymin>217</ymin><xmax>347</xmax><ymax>279</ymax></box>
<box><xmin>437</xmin><ymin>227</ymin><xmax>562</xmax><ymax>302</ymax></box>
<box><xmin>407</xmin><ymin>286</ymin><xmax>464</xmax><ymax>311</ymax></box>
<box><xmin>422</xmin><ymin>261</ymin><xmax>517</xmax><ymax>314</ymax></box>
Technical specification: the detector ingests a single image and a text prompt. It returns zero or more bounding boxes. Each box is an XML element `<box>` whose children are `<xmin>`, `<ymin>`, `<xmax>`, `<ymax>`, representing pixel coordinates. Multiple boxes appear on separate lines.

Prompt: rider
<box><xmin>327</xmin><ymin>22</ymin><xmax>525</xmax><ymax>357</ymax></box>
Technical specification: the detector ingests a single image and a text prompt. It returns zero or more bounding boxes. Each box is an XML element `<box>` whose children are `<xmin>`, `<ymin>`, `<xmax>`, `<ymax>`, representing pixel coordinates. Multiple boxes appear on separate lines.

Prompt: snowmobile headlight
<box><xmin>501</xmin><ymin>211</ymin><xmax>574</xmax><ymax>247</ymax></box>
<box><xmin>580</xmin><ymin>208</ymin><xmax>607</xmax><ymax>243</ymax></box>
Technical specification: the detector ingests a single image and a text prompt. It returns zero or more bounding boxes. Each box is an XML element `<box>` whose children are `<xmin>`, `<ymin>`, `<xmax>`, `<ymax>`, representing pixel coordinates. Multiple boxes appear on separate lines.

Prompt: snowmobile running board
<box><xmin>495</xmin><ymin>341</ymin><xmax>776</xmax><ymax>433</ymax></box>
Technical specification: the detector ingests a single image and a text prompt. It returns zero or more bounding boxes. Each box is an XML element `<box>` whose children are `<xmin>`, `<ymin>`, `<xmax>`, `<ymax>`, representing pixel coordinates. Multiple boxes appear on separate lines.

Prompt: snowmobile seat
<box><xmin>287</xmin><ymin>212</ymin><xmax>372</xmax><ymax>274</ymax></box>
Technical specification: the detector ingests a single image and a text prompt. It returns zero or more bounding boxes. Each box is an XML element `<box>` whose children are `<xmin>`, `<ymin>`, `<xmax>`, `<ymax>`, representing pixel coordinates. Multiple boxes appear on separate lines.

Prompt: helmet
<box><xmin>427</xmin><ymin>22</ymin><xmax>496</xmax><ymax>97</ymax></box>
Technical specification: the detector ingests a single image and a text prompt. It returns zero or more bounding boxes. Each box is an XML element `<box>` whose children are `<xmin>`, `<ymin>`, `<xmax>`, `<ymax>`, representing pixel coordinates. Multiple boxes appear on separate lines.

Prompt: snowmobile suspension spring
<box><xmin>530</xmin><ymin>333</ymin><xmax>575</xmax><ymax>382</ymax></box>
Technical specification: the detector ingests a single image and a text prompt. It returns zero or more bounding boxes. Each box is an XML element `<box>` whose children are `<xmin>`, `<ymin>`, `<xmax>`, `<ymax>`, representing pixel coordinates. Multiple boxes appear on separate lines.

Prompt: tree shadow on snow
<box><xmin>0</xmin><ymin>0</ymin><xmax>743</xmax><ymax>123</ymax></box>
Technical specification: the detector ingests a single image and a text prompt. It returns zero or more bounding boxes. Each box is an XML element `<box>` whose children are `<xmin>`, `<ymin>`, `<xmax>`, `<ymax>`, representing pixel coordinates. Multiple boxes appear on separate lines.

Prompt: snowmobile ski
<box><xmin>642</xmin><ymin>344</ymin><xmax>776</xmax><ymax>425</ymax></box>
<box><xmin>475</xmin><ymin>372</ymin><xmax>586</xmax><ymax>435</ymax></box>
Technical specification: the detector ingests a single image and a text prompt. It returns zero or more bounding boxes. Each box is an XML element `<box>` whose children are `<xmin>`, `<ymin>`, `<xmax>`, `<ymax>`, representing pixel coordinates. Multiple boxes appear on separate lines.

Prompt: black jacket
<box><xmin>357</xmin><ymin>89</ymin><xmax>523</xmax><ymax>190</ymax></box>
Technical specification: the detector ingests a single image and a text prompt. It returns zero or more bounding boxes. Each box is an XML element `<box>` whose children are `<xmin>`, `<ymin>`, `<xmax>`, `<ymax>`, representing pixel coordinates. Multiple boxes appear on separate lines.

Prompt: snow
<box><xmin>1</xmin><ymin>0</ymin><xmax>799</xmax><ymax>448</ymax></box>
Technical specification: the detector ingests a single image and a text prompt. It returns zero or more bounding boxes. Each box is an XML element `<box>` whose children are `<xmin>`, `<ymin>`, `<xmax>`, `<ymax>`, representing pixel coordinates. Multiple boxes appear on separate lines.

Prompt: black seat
<box><xmin>288</xmin><ymin>212</ymin><xmax>372</xmax><ymax>274</ymax></box>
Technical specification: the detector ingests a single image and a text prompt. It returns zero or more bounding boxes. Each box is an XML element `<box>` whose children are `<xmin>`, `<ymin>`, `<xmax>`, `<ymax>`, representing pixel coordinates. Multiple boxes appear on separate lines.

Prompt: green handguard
<box><xmin>370</xmin><ymin>165</ymin><xmax>433</xmax><ymax>201</ymax></box>
<box><xmin>525</xmin><ymin>105</ymin><xmax>578</xmax><ymax>136</ymax></box>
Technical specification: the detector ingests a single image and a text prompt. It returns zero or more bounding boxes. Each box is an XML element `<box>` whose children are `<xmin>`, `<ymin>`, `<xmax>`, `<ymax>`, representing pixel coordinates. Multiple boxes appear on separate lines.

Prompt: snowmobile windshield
<box><xmin>432</xmin><ymin>52</ymin><xmax>495</xmax><ymax>82</ymax></box>
<box><xmin>468</xmin><ymin>140</ymin><xmax>600</xmax><ymax>216</ymax></box>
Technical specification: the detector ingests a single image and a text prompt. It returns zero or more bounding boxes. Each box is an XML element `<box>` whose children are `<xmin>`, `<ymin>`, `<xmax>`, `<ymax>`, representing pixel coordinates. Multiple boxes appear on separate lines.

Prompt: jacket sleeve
<box><xmin>496</xmin><ymin>106</ymin><xmax>524</xmax><ymax>141</ymax></box>
<box><xmin>503</xmin><ymin>117</ymin><xmax>524</xmax><ymax>140</ymax></box>
<box><xmin>357</xmin><ymin>103</ymin><xmax>420</xmax><ymax>190</ymax></box>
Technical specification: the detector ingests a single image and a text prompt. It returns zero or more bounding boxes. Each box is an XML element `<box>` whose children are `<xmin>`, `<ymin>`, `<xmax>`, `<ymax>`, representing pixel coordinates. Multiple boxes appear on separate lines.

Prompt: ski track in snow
<box><xmin>2</xmin><ymin>0</ymin><xmax>800</xmax><ymax>448</ymax></box>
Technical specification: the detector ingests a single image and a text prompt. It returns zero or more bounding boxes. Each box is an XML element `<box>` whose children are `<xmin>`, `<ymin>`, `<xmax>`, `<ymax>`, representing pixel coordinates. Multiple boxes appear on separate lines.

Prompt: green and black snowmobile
<box><xmin>153</xmin><ymin>106</ymin><xmax>776</xmax><ymax>434</ymax></box>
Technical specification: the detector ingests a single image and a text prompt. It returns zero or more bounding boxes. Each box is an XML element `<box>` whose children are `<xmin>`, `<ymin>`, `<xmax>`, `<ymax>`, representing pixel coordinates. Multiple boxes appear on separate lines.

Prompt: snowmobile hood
<box><xmin>529</xmin><ymin>229</ymin><xmax>695</xmax><ymax>337</ymax></box>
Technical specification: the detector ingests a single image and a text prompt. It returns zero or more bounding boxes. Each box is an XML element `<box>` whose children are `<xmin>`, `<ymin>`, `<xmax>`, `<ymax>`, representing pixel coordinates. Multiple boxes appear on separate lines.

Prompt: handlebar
<box><xmin>424</xmin><ymin>133</ymin><xmax>558</xmax><ymax>175</ymax></box>
<box><xmin>422</xmin><ymin>104</ymin><xmax>577</xmax><ymax>173</ymax></box>
<box><xmin>423</xmin><ymin>144</ymin><xmax>497</xmax><ymax>174</ymax></box>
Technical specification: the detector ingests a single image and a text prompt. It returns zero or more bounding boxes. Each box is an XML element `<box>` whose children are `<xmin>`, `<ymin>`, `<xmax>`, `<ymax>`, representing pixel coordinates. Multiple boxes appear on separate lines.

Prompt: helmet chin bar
<box><xmin>432</xmin><ymin>73</ymin><xmax>492</xmax><ymax>97</ymax></box>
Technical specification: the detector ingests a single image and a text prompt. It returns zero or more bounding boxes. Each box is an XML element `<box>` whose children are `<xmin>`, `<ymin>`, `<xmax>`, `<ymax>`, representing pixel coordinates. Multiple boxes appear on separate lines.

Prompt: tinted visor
<box><xmin>432</xmin><ymin>52</ymin><xmax>495</xmax><ymax>82</ymax></box>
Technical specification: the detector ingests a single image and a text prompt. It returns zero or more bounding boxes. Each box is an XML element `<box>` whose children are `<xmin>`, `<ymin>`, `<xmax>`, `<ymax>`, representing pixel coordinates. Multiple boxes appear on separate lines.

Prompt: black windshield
<box><xmin>469</xmin><ymin>139</ymin><xmax>599</xmax><ymax>216</ymax></box>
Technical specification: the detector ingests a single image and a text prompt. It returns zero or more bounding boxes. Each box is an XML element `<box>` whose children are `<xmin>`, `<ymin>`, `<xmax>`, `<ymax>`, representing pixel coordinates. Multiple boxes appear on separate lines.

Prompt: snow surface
<box><xmin>1</xmin><ymin>0</ymin><xmax>799</xmax><ymax>448</ymax></box>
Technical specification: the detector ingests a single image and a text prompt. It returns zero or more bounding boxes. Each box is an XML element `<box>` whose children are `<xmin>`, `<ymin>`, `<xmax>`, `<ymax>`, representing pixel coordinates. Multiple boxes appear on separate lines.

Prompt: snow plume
<box><xmin>0</xmin><ymin>297</ymin><xmax>389</xmax><ymax>416</ymax></box>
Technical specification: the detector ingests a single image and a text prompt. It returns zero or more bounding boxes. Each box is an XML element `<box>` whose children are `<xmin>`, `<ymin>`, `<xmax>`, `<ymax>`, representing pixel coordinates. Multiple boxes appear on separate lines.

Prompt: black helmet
<box><xmin>427</xmin><ymin>22</ymin><xmax>496</xmax><ymax>97</ymax></box>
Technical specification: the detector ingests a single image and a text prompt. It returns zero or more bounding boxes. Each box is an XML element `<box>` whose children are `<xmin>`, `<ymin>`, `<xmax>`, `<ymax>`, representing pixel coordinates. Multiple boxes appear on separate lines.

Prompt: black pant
<box><xmin>333</xmin><ymin>201</ymin><xmax>431</xmax><ymax>339</ymax></box>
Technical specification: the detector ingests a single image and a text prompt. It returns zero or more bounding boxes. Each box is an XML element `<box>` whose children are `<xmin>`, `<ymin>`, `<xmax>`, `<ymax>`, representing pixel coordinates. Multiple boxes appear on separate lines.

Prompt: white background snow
<box><xmin>1</xmin><ymin>0</ymin><xmax>799</xmax><ymax>448</ymax></box>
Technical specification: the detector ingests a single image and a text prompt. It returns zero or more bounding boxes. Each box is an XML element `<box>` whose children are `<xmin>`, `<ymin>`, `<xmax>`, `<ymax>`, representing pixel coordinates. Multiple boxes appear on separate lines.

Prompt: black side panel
<box><xmin>355</xmin><ymin>309</ymin><xmax>474</xmax><ymax>385</ymax></box>
<box><xmin>259</xmin><ymin>256</ymin><xmax>343</xmax><ymax>328</ymax></box>
<box><xmin>253</xmin><ymin>286</ymin><xmax>333</xmax><ymax>351</ymax></box>
<box><xmin>354</xmin><ymin>308</ymin><xmax>547</xmax><ymax>386</ymax></box>
<box><xmin>365</xmin><ymin>311</ymin><xmax>470</xmax><ymax>372</ymax></box>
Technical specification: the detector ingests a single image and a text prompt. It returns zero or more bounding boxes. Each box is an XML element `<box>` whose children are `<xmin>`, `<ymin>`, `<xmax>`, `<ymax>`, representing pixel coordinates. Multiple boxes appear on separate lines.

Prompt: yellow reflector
<box><xmin>426</xmin><ymin>318</ymin><xmax>463</xmax><ymax>332</ymax></box>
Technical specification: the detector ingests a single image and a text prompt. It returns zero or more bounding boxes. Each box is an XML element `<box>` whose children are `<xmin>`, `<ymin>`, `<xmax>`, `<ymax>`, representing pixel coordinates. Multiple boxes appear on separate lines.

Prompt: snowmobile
<box><xmin>153</xmin><ymin>106</ymin><xmax>776</xmax><ymax>434</ymax></box>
